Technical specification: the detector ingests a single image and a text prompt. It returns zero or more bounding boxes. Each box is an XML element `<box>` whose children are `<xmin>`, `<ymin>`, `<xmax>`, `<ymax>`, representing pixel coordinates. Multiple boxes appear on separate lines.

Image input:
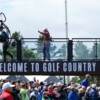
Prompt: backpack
<box><xmin>0</xmin><ymin>31</ymin><xmax>9</xmax><ymax>42</ymax></box>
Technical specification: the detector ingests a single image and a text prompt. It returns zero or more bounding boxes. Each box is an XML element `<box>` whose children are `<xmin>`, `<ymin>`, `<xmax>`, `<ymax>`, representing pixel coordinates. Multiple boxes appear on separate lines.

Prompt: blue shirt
<box><xmin>81</xmin><ymin>79</ymin><xmax>89</xmax><ymax>88</ymax></box>
<box><xmin>68</xmin><ymin>90</ymin><xmax>79</xmax><ymax>100</ymax></box>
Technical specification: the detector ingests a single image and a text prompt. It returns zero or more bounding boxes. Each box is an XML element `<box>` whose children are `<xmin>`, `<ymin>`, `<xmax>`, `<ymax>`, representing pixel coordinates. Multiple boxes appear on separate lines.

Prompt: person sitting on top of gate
<box><xmin>0</xmin><ymin>20</ymin><xmax>11</xmax><ymax>42</ymax></box>
<box><xmin>0</xmin><ymin>15</ymin><xmax>13</xmax><ymax>61</ymax></box>
<box><xmin>38</xmin><ymin>28</ymin><xmax>52</xmax><ymax>60</ymax></box>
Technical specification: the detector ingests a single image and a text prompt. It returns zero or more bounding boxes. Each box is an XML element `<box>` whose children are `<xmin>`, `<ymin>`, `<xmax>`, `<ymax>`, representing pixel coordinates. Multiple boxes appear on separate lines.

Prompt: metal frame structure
<box><xmin>0</xmin><ymin>38</ymin><xmax>100</xmax><ymax>76</ymax></box>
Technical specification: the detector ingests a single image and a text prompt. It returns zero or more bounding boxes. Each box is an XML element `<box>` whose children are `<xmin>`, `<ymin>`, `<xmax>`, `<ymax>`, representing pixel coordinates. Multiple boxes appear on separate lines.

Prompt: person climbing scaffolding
<box><xmin>0</xmin><ymin>12</ymin><xmax>13</xmax><ymax>61</ymax></box>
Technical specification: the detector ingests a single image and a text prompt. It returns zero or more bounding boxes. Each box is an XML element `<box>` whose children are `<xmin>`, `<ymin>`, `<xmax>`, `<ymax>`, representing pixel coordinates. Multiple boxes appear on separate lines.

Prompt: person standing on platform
<box><xmin>38</xmin><ymin>28</ymin><xmax>52</xmax><ymax>60</ymax></box>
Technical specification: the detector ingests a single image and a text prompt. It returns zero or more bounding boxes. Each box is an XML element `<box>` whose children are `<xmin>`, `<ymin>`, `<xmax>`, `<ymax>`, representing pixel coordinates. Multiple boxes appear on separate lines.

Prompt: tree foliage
<box><xmin>7</xmin><ymin>31</ymin><xmax>36</xmax><ymax>60</ymax></box>
<box><xmin>89</xmin><ymin>42</ymin><xmax>100</xmax><ymax>59</ymax></box>
<box><xmin>74</xmin><ymin>42</ymin><xmax>89</xmax><ymax>59</ymax></box>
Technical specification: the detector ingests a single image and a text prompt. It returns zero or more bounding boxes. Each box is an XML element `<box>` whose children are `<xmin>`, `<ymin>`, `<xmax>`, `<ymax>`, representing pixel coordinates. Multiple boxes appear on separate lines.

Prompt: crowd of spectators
<box><xmin>0</xmin><ymin>74</ymin><xmax>100</xmax><ymax>100</ymax></box>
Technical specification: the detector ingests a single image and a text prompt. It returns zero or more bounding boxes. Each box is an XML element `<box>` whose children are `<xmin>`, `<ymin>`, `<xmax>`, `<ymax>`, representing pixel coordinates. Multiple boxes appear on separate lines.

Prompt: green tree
<box><xmin>97</xmin><ymin>43</ymin><xmax>100</xmax><ymax>59</ymax></box>
<box><xmin>70</xmin><ymin>76</ymin><xmax>81</xmax><ymax>83</ymax></box>
<box><xmin>36</xmin><ymin>35</ymin><xmax>44</xmax><ymax>59</ymax></box>
<box><xmin>7</xmin><ymin>31</ymin><xmax>37</xmax><ymax>60</ymax></box>
<box><xmin>54</xmin><ymin>44</ymin><xmax>67</xmax><ymax>59</ymax></box>
<box><xmin>74</xmin><ymin>42</ymin><xmax>89</xmax><ymax>59</ymax></box>
<box><xmin>89</xmin><ymin>42</ymin><xmax>100</xmax><ymax>59</ymax></box>
<box><xmin>11</xmin><ymin>31</ymin><xmax>22</xmax><ymax>40</ymax></box>
<box><xmin>7</xmin><ymin>31</ymin><xmax>22</xmax><ymax>59</ymax></box>
<box><xmin>22</xmin><ymin>46</ymin><xmax>36</xmax><ymax>60</ymax></box>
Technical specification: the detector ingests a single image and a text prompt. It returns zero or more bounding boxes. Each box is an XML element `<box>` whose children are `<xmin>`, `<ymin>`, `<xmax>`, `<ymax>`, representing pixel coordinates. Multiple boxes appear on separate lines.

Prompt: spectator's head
<box><xmin>0</xmin><ymin>81</ymin><xmax>3</xmax><ymax>88</ymax></box>
<box><xmin>17</xmin><ymin>80</ymin><xmax>21</xmax><ymax>84</ymax></box>
<box><xmin>3</xmin><ymin>79</ymin><xmax>10</xmax><ymax>83</ymax></box>
<box><xmin>43</xmin><ymin>28</ymin><xmax>48</xmax><ymax>32</ymax></box>
<box><xmin>85</xmin><ymin>74</ymin><xmax>91</xmax><ymax>80</ymax></box>
<box><xmin>2</xmin><ymin>82</ymin><xmax>15</xmax><ymax>93</ymax></box>
<box><xmin>91</xmin><ymin>84</ymin><xmax>96</xmax><ymax>88</ymax></box>
<box><xmin>78</xmin><ymin>86</ymin><xmax>86</xmax><ymax>94</ymax></box>
<box><xmin>70</xmin><ymin>85</ymin><xmax>77</xmax><ymax>91</ymax></box>
<box><xmin>40</xmin><ymin>82</ymin><xmax>44</xmax><ymax>86</ymax></box>
<box><xmin>20</xmin><ymin>82</ymin><xmax>26</xmax><ymax>88</ymax></box>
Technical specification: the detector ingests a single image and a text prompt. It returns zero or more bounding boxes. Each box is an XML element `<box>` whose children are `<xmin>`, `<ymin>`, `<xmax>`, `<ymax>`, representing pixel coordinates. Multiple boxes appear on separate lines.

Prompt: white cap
<box><xmin>91</xmin><ymin>84</ymin><xmax>96</xmax><ymax>88</ymax></box>
<box><xmin>2</xmin><ymin>82</ymin><xmax>15</xmax><ymax>90</ymax></box>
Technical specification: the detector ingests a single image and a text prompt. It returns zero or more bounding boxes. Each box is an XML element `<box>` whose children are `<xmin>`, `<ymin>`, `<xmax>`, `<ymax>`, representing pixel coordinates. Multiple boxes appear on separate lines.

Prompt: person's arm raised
<box><xmin>38</xmin><ymin>30</ymin><xmax>44</xmax><ymax>35</ymax></box>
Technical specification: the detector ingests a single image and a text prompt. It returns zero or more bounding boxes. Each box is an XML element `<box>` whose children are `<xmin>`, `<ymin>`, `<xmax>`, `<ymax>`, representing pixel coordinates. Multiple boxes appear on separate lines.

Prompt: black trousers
<box><xmin>3</xmin><ymin>40</ymin><xmax>13</xmax><ymax>61</ymax></box>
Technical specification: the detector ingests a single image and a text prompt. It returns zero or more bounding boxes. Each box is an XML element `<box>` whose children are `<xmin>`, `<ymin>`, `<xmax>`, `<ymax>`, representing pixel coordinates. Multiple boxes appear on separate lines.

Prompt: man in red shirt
<box><xmin>0</xmin><ymin>82</ymin><xmax>15</xmax><ymax>100</ymax></box>
<box><xmin>38</xmin><ymin>28</ymin><xmax>52</xmax><ymax>60</ymax></box>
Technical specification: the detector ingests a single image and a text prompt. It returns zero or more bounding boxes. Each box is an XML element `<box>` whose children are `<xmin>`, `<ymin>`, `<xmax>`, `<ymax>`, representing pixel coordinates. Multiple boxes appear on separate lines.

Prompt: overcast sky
<box><xmin>0</xmin><ymin>0</ymin><xmax>100</xmax><ymax>38</ymax></box>
<box><xmin>0</xmin><ymin>0</ymin><xmax>100</xmax><ymax>81</ymax></box>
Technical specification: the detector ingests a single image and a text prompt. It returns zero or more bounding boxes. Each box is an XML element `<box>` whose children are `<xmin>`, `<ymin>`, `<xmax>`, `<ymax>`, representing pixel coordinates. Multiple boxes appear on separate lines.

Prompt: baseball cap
<box><xmin>91</xmin><ymin>84</ymin><xmax>96</xmax><ymax>88</ymax></box>
<box><xmin>2</xmin><ymin>82</ymin><xmax>15</xmax><ymax>90</ymax></box>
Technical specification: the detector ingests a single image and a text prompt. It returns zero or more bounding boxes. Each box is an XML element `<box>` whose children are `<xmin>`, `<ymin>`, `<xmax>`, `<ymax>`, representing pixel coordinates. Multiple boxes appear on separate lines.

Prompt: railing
<box><xmin>0</xmin><ymin>38</ymin><xmax>100</xmax><ymax>75</ymax></box>
<box><xmin>21</xmin><ymin>38</ymin><xmax>68</xmax><ymax>60</ymax></box>
<box><xmin>72</xmin><ymin>38</ymin><xmax>100</xmax><ymax>60</ymax></box>
<box><xmin>0</xmin><ymin>38</ymin><xmax>100</xmax><ymax>61</ymax></box>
